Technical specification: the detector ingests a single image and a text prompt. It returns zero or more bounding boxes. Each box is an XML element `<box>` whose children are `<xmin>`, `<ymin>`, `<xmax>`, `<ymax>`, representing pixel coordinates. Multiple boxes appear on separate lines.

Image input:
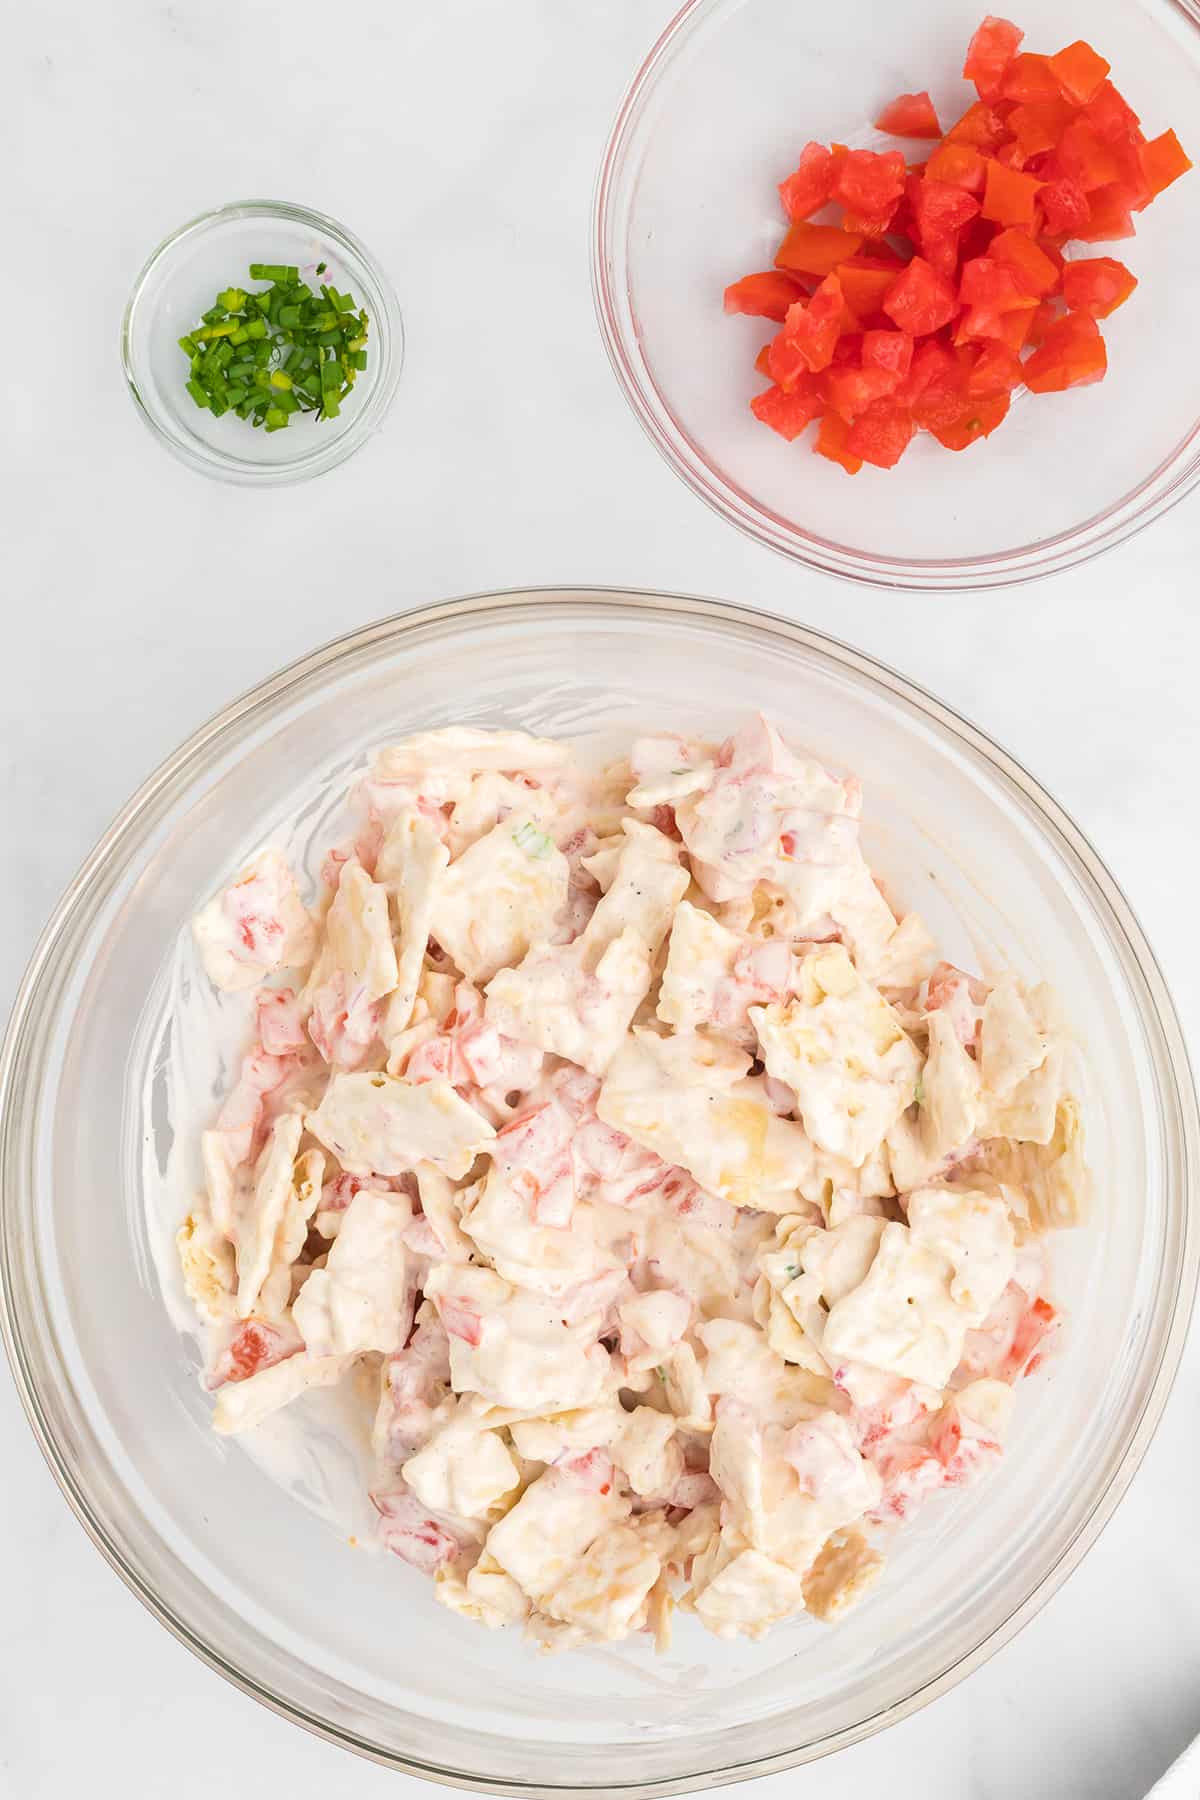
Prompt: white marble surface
<box><xmin>5</xmin><ymin>2</ymin><xmax>1200</xmax><ymax>1796</ymax></box>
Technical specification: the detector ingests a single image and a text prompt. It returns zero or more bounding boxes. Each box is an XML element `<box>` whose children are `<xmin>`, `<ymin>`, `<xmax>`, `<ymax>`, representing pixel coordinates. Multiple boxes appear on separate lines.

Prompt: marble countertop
<box><xmin>5</xmin><ymin>2</ymin><xmax>1199</xmax><ymax>1796</ymax></box>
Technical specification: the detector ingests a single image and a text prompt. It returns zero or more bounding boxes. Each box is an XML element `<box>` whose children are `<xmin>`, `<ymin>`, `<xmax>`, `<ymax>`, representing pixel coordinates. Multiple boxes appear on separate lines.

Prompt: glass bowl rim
<box><xmin>1</xmin><ymin>585</ymin><xmax>1197</xmax><ymax>1791</ymax></box>
<box><xmin>119</xmin><ymin>196</ymin><xmax>405</xmax><ymax>488</ymax></box>
<box><xmin>590</xmin><ymin>0</ymin><xmax>1200</xmax><ymax>592</ymax></box>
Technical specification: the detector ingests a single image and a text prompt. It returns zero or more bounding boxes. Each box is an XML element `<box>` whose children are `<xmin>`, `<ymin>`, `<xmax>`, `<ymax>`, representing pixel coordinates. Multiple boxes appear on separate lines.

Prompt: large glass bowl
<box><xmin>592</xmin><ymin>0</ymin><xmax>1200</xmax><ymax>589</ymax></box>
<box><xmin>1</xmin><ymin>589</ymin><xmax>1195</xmax><ymax>1792</ymax></box>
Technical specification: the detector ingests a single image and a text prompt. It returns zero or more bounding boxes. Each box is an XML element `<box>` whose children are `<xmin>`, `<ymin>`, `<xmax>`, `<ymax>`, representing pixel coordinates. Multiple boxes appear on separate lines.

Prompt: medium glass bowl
<box><xmin>592</xmin><ymin>0</ymin><xmax>1200</xmax><ymax>589</ymax></box>
<box><xmin>121</xmin><ymin>199</ymin><xmax>404</xmax><ymax>485</ymax></box>
<box><xmin>1</xmin><ymin>589</ymin><xmax>1196</xmax><ymax>1792</ymax></box>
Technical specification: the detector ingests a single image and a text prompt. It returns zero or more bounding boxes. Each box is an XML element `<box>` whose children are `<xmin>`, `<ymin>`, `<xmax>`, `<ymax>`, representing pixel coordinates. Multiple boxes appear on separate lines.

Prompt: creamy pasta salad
<box><xmin>179</xmin><ymin>714</ymin><xmax>1088</xmax><ymax>1651</ymax></box>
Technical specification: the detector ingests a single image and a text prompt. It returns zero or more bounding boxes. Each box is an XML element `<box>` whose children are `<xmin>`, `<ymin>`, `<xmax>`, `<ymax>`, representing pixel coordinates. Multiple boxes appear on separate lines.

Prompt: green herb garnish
<box><xmin>179</xmin><ymin>264</ymin><xmax>369</xmax><ymax>430</ymax></box>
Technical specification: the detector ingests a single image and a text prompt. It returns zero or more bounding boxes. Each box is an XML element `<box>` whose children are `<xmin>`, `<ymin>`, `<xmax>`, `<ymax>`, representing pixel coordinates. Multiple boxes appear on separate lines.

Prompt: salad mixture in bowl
<box><xmin>183</xmin><ymin>711</ymin><xmax>1086</xmax><ymax>1651</ymax></box>
<box><xmin>1</xmin><ymin>592</ymin><xmax>1192</xmax><ymax>1790</ymax></box>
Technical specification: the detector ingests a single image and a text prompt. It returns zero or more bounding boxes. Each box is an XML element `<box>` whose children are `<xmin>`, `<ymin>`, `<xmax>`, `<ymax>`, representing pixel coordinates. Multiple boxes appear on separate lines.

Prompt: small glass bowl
<box><xmin>592</xmin><ymin>0</ymin><xmax>1200</xmax><ymax>589</ymax></box>
<box><xmin>121</xmin><ymin>199</ymin><xmax>404</xmax><ymax>485</ymax></box>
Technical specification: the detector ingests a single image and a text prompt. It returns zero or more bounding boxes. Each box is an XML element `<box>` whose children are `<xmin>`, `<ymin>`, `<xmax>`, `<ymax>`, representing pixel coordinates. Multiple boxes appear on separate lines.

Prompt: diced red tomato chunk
<box><xmin>1000</xmin><ymin>52</ymin><xmax>1063</xmax><ymax>103</ymax></box>
<box><xmin>929</xmin><ymin>391</ymin><xmax>1011</xmax><ymax>449</ymax></box>
<box><xmin>1048</xmin><ymin>39</ymin><xmax>1111</xmax><ymax>106</ymax></box>
<box><xmin>723</xmin><ymin>270</ymin><xmax>809</xmax><ymax>322</ymax></box>
<box><xmin>963</xmin><ymin>16</ymin><xmax>1024</xmax><ymax>100</ymax></box>
<box><xmin>846</xmin><ymin>398</ymin><xmax>914</xmax><ymax>468</ymax></box>
<box><xmin>1008</xmin><ymin>98</ymin><xmax>1075</xmax><ymax>158</ymax></box>
<box><xmin>750</xmin><ymin>379</ymin><xmax>824</xmax><ymax>440</ymax></box>
<box><xmin>776</xmin><ymin>275</ymin><xmax>848</xmax><ymax>375</ymax></box>
<box><xmin>862</xmin><ymin>329</ymin><xmax>914</xmax><ymax>379</ymax></box>
<box><xmin>946</xmin><ymin>100</ymin><xmax>1011</xmax><ymax>152</ymax></box>
<box><xmin>1061</xmin><ymin>255</ymin><xmax>1137</xmax><ymax>317</ymax></box>
<box><xmin>833</xmin><ymin>148</ymin><xmax>907</xmax><ymax>223</ymax></box>
<box><xmin>1023</xmin><ymin>310</ymin><xmax>1107</xmax><ymax>390</ymax></box>
<box><xmin>874</xmin><ymin>90</ymin><xmax>942</xmax><ymax>140</ymax></box>
<box><xmin>988</xmin><ymin>227</ymin><xmax>1060</xmax><ymax>295</ymax></box>
<box><xmin>925</xmin><ymin>141</ymin><xmax>987</xmax><ymax>193</ymax></box>
<box><xmin>1072</xmin><ymin>183</ymin><xmax>1135</xmax><ymax>240</ymax></box>
<box><xmin>1038</xmin><ymin>176</ymin><xmax>1091</xmax><ymax>235</ymax></box>
<box><xmin>776</xmin><ymin>221</ymin><xmax>863</xmax><ymax>276</ymax></box>
<box><xmin>838</xmin><ymin>259</ymin><xmax>899</xmax><ymax>320</ymax></box>
<box><xmin>981</xmin><ymin>157</ymin><xmax>1044</xmax><ymax>225</ymax></box>
<box><xmin>882</xmin><ymin>256</ymin><xmax>958</xmax><ymax>335</ymax></box>
<box><xmin>814</xmin><ymin>412</ymin><xmax>862</xmax><ymax>474</ymax></box>
<box><xmin>822</xmin><ymin>361</ymin><xmax>901</xmax><ymax>421</ymax></box>
<box><xmin>1053</xmin><ymin>118</ymin><xmax>1122</xmax><ymax>192</ymax></box>
<box><xmin>1138</xmin><ymin>128</ymin><xmax>1193</xmax><ymax>203</ymax></box>
<box><xmin>966</xmin><ymin>339</ymin><xmax>1024</xmax><ymax>395</ymax></box>
<box><xmin>778</xmin><ymin>141</ymin><xmax>838</xmax><ymax>221</ymax></box>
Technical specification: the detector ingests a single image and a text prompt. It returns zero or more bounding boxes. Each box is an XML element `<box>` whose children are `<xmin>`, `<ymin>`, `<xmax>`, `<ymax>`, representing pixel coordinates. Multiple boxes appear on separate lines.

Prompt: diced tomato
<box><xmin>813</xmin><ymin>411</ymin><xmax>862</xmax><ymax>474</ymax></box>
<box><xmin>1008</xmin><ymin>97</ymin><xmax>1076</xmax><ymax>158</ymax></box>
<box><xmin>753</xmin><ymin>342</ymin><xmax>773</xmax><ymax>377</ymax></box>
<box><xmin>1138</xmin><ymin>128</ymin><xmax>1193</xmax><ymax>204</ymax></box>
<box><xmin>831</xmin><ymin>329</ymin><xmax>865</xmax><ymax>365</ymax></box>
<box><xmin>833</xmin><ymin>148</ymin><xmax>907</xmax><ymax>223</ymax></box>
<box><xmin>945</xmin><ymin>100</ymin><xmax>1011</xmax><ymax>152</ymax></box>
<box><xmin>966</xmin><ymin>339</ymin><xmax>1024</xmax><ymax>395</ymax></box>
<box><xmin>750</xmin><ymin>377</ymin><xmax>824</xmax><ymax>440</ymax></box>
<box><xmin>840</xmin><ymin>209</ymin><xmax>897</xmax><ymax>237</ymax></box>
<box><xmin>723</xmin><ymin>270</ymin><xmax>809</xmax><ymax>322</ymax></box>
<box><xmin>1052</xmin><ymin>117</ymin><xmax>1122</xmax><ymax>191</ymax></box>
<box><xmin>997</xmin><ymin>1296</ymin><xmax>1059</xmax><ymax>1381</ymax></box>
<box><xmin>777</xmin><ymin>275</ymin><xmax>848</xmax><ymax>374</ymax></box>
<box><xmin>874</xmin><ymin>90</ymin><xmax>941</xmax><ymax>140</ymax></box>
<box><xmin>1038</xmin><ymin>175</ymin><xmax>1091</xmax><ymax>234</ymax></box>
<box><xmin>954</xmin><ymin>302</ymin><xmax>1025</xmax><ymax>347</ymax></box>
<box><xmin>821</xmin><ymin>361</ymin><xmax>900</xmax><ymax>420</ymax></box>
<box><xmin>1061</xmin><ymin>255</ymin><xmax>1137</xmax><ymax>317</ymax></box>
<box><xmin>1000</xmin><ymin>52</ymin><xmax>1063</xmax><ymax>102</ymax></box>
<box><xmin>437</xmin><ymin>1294</ymin><xmax>484</xmax><ymax>1345</ymax></box>
<box><xmin>928</xmin><ymin>391</ymin><xmax>1010</xmax><ymax>449</ymax></box>
<box><xmin>988</xmin><ymin>227</ymin><xmax>1061</xmax><ymax>295</ymax></box>
<box><xmin>1048</xmin><ymin>39</ymin><xmax>1111</xmax><ymax>106</ymax></box>
<box><xmin>963</xmin><ymin>16</ymin><xmax>1024</xmax><ymax>100</ymax></box>
<box><xmin>1025</xmin><ymin>297</ymin><xmax>1061</xmax><ymax>347</ymax></box>
<box><xmin>862</xmin><ymin>328</ymin><xmax>914</xmax><ymax>379</ymax></box>
<box><xmin>910</xmin><ymin>178</ymin><xmax>982</xmax><ymax>276</ymax></box>
<box><xmin>882</xmin><ymin>255</ymin><xmax>958</xmax><ymax>335</ymax></box>
<box><xmin>981</xmin><ymin>158</ymin><xmax>1044</xmax><ymax>225</ymax></box>
<box><xmin>1073</xmin><ymin>183</ymin><xmax>1135</xmax><ymax>241</ymax></box>
<box><xmin>959</xmin><ymin>254</ymin><xmax>1037</xmax><ymax>312</ymax></box>
<box><xmin>1084</xmin><ymin>80</ymin><xmax>1141</xmax><ymax>143</ymax></box>
<box><xmin>900</xmin><ymin>341</ymin><xmax>968</xmax><ymax>429</ymax></box>
<box><xmin>838</xmin><ymin>259</ymin><xmax>900</xmax><ymax>320</ymax></box>
<box><xmin>846</xmin><ymin>397</ymin><xmax>913</xmax><ymax>468</ymax></box>
<box><xmin>776</xmin><ymin>221</ymin><xmax>864</xmax><ymax>276</ymax></box>
<box><xmin>1023</xmin><ymin>310</ymin><xmax>1107</xmax><ymax>391</ymax></box>
<box><xmin>924</xmin><ymin>141</ymin><xmax>987</xmax><ymax>193</ymax></box>
<box><xmin>766</xmin><ymin>327</ymin><xmax>809</xmax><ymax>391</ymax></box>
<box><xmin>778</xmin><ymin>141</ymin><xmax>838</xmax><ymax>221</ymax></box>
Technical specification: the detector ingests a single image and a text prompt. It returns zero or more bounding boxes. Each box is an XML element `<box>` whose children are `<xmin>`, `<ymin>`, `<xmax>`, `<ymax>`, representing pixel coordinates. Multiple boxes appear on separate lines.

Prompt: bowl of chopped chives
<box><xmin>121</xmin><ymin>200</ymin><xmax>403</xmax><ymax>484</ymax></box>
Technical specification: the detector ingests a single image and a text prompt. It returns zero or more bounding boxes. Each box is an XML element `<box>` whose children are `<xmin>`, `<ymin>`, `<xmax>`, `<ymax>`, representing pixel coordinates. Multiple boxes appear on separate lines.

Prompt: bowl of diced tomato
<box><xmin>593</xmin><ymin>0</ymin><xmax>1200</xmax><ymax>588</ymax></box>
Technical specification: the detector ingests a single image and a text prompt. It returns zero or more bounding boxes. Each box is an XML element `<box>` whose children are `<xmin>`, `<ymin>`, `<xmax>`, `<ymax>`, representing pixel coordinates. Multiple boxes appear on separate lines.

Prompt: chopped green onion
<box><xmin>177</xmin><ymin>262</ymin><xmax>370</xmax><ymax>429</ymax></box>
<box><xmin>512</xmin><ymin>821</ymin><xmax>554</xmax><ymax>859</ymax></box>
